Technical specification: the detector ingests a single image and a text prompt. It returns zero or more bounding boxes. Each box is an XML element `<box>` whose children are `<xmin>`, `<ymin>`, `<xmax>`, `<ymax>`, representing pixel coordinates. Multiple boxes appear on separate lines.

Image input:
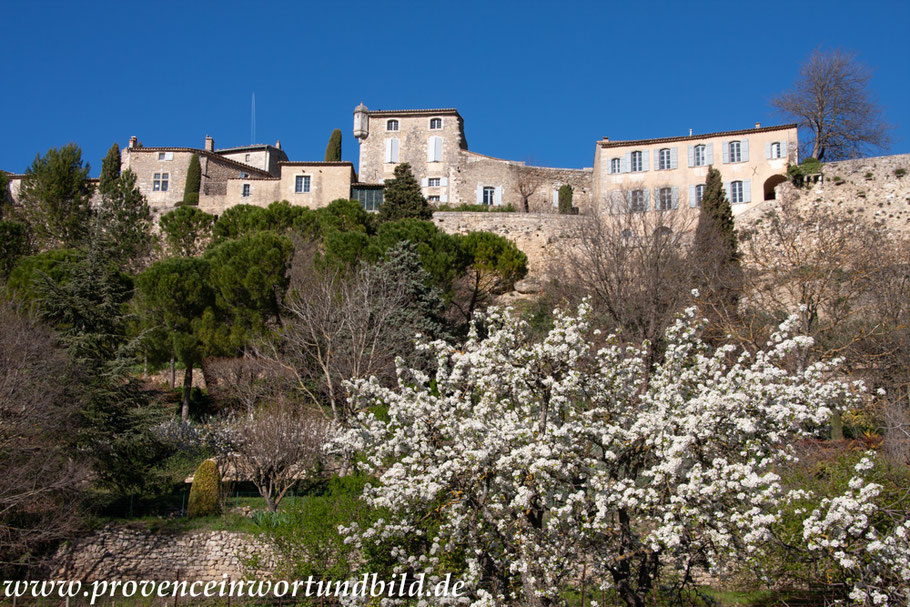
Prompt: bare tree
<box><xmin>513</xmin><ymin>166</ymin><xmax>544</xmax><ymax>213</ymax></box>
<box><xmin>216</xmin><ymin>402</ymin><xmax>327</xmax><ymax>512</ymax></box>
<box><xmin>771</xmin><ymin>48</ymin><xmax>892</xmax><ymax>161</ymax></box>
<box><xmin>564</xmin><ymin>192</ymin><xmax>695</xmax><ymax>364</ymax></box>
<box><xmin>271</xmin><ymin>242</ymin><xmax>418</xmax><ymax>423</ymax></box>
<box><xmin>0</xmin><ymin>302</ymin><xmax>90</xmax><ymax>575</ymax></box>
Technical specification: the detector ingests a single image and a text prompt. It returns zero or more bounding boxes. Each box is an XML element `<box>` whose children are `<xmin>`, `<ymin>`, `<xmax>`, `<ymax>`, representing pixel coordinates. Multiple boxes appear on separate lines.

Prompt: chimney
<box><xmin>688</xmin><ymin>128</ymin><xmax>693</xmax><ymax>136</ymax></box>
<box><xmin>274</xmin><ymin>139</ymin><xmax>281</xmax><ymax>150</ymax></box>
<box><xmin>602</xmin><ymin>136</ymin><xmax>609</xmax><ymax>142</ymax></box>
<box><xmin>755</xmin><ymin>122</ymin><xmax>761</xmax><ymax>129</ymax></box>
<box><xmin>204</xmin><ymin>135</ymin><xmax>214</xmax><ymax>151</ymax></box>
<box><xmin>128</xmin><ymin>136</ymin><xmax>137</xmax><ymax>149</ymax></box>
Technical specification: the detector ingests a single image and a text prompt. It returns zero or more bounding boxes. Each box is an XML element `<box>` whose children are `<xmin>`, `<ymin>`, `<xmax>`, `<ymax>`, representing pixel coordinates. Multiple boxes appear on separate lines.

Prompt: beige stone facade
<box><xmin>592</xmin><ymin>123</ymin><xmax>798</xmax><ymax>216</ymax></box>
<box><xmin>354</xmin><ymin>105</ymin><xmax>594</xmax><ymax>211</ymax></box>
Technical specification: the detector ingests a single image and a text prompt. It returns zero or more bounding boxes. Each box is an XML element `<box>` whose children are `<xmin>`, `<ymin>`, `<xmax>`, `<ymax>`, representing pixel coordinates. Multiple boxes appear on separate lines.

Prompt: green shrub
<box><xmin>187</xmin><ymin>459</ymin><xmax>221</xmax><ymax>517</ymax></box>
<box><xmin>435</xmin><ymin>203</ymin><xmax>517</xmax><ymax>212</ymax></box>
<box><xmin>558</xmin><ymin>184</ymin><xmax>574</xmax><ymax>214</ymax></box>
<box><xmin>787</xmin><ymin>158</ymin><xmax>822</xmax><ymax>187</ymax></box>
<box><xmin>895</xmin><ymin>168</ymin><xmax>906</xmax><ymax>178</ymax></box>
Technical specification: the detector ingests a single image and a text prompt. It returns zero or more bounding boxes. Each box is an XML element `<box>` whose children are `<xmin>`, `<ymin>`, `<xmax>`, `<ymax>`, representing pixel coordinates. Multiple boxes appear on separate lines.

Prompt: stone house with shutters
<box><xmin>352</xmin><ymin>104</ymin><xmax>594</xmax><ymax>212</ymax></box>
<box><xmin>592</xmin><ymin>123</ymin><xmax>798</xmax><ymax>215</ymax></box>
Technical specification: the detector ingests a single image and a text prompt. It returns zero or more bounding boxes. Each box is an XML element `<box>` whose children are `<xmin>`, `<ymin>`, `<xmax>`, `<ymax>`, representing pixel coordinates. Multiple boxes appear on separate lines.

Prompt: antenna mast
<box><xmin>251</xmin><ymin>92</ymin><xmax>256</xmax><ymax>145</ymax></box>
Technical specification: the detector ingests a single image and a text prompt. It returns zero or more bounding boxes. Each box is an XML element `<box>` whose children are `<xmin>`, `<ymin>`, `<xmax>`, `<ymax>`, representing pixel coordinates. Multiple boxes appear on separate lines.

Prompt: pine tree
<box><xmin>97</xmin><ymin>169</ymin><xmax>153</xmax><ymax>271</ymax></box>
<box><xmin>378</xmin><ymin>163</ymin><xmax>432</xmax><ymax>223</ymax></box>
<box><xmin>99</xmin><ymin>142</ymin><xmax>121</xmax><ymax>198</ymax></box>
<box><xmin>18</xmin><ymin>144</ymin><xmax>94</xmax><ymax>249</ymax></box>
<box><xmin>324</xmin><ymin>129</ymin><xmax>342</xmax><ymax>161</ymax></box>
<box><xmin>693</xmin><ymin>166</ymin><xmax>741</xmax><ymax>323</ymax></box>
<box><xmin>182</xmin><ymin>153</ymin><xmax>201</xmax><ymax>206</ymax></box>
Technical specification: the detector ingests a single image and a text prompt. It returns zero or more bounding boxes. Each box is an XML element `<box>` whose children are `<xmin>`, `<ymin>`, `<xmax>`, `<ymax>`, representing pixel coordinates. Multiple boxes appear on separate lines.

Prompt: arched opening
<box><xmin>763</xmin><ymin>174</ymin><xmax>788</xmax><ymax>200</ymax></box>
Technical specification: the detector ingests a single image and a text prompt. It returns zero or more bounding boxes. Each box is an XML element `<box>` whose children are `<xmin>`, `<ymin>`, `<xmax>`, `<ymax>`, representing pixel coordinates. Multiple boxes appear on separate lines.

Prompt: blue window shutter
<box><xmin>723</xmin><ymin>181</ymin><xmax>731</xmax><ymax>200</ymax></box>
<box><xmin>706</xmin><ymin>143</ymin><xmax>714</xmax><ymax>165</ymax></box>
<box><xmin>643</xmin><ymin>189</ymin><xmax>651</xmax><ymax>211</ymax></box>
<box><xmin>670</xmin><ymin>147</ymin><xmax>678</xmax><ymax>169</ymax></box>
<box><xmin>476</xmin><ymin>185</ymin><xmax>483</xmax><ymax>204</ymax></box>
<box><xmin>743</xmin><ymin>179</ymin><xmax>752</xmax><ymax>203</ymax></box>
<box><xmin>722</xmin><ymin>142</ymin><xmax>730</xmax><ymax>163</ymax></box>
<box><xmin>622</xmin><ymin>152</ymin><xmax>631</xmax><ymax>173</ymax></box>
<box><xmin>625</xmin><ymin>190</ymin><xmax>632</xmax><ymax>212</ymax></box>
<box><xmin>641</xmin><ymin>150</ymin><xmax>649</xmax><ymax>171</ymax></box>
<box><xmin>671</xmin><ymin>186</ymin><xmax>679</xmax><ymax>209</ymax></box>
<box><xmin>687</xmin><ymin>145</ymin><xmax>695</xmax><ymax>167</ymax></box>
<box><xmin>494</xmin><ymin>186</ymin><xmax>503</xmax><ymax>206</ymax></box>
<box><xmin>765</xmin><ymin>142</ymin><xmax>772</xmax><ymax>159</ymax></box>
<box><xmin>653</xmin><ymin>149</ymin><xmax>660</xmax><ymax>170</ymax></box>
<box><xmin>742</xmin><ymin>139</ymin><xmax>750</xmax><ymax>162</ymax></box>
<box><xmin>781</xmin><ymin>140</ymin><xmax>788</xmax><ymax>158</ymax></box>
<box><xmin>653</xmin><ymin>187</ymin><xmax>660</xmax><ymax>204</ymax></box>
<box><xmin>689</xmin><ymin>185</ymin><xmax>697</xmax><ymax>207</ymax></box>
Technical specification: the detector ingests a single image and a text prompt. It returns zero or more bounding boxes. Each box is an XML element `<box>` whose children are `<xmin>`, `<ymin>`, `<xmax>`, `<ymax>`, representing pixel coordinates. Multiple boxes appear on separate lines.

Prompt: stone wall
<box><xmin>433</xmin><ymin>212</ymin><xmax>584</xmax><ymax>280</ymax></box>
<box><xmin>52</xmin><ymin>526</ymin><xmax>272</xmax><ymax>582</ymax></box>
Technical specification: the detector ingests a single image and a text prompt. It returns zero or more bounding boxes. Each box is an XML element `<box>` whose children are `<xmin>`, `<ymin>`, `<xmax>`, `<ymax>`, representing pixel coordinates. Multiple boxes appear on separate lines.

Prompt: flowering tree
<box><xmin>334</xmin><ymin>302</ymin><xmax>873</xmax><ymax>607</ymax></box>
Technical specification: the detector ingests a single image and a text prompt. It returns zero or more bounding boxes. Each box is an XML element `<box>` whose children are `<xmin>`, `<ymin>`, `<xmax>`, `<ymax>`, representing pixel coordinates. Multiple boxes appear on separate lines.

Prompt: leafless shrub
<box><xmin>0</xmin><ymin>302</ymin><xmax>90</xmax><ymax>575</ymax></box>
<box><xmin>564</xmin><ymin>195</ymin><xmax>695</xmax><ymax>362</ymax></box>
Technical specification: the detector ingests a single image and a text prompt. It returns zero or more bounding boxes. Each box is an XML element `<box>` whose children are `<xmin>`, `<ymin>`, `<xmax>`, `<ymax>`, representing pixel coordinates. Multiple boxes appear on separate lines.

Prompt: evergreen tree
<box><xmin>558</xmin><ymin>184</ymin><xmax>574</xmax><ymax>214</ymax></box>
<box><xmin>97</xmin><ymin>169</ymin><xmax>153</xmax><ymax>271</ymax></box>
<box><xmin>182</xmin><ymin>153</ymin><xmax>201</xmax><ymax>206</ymax></box>
<box><xmin>99</xmin><ymin>142</ymin><xmax>121</xmax><ymax>198</ymax></box>
<box><xmin>693</xmin><ymin>166</ymin><xmax>742</xmax><ymax>321</ymax></box>
<box><xmin>18</xmin><ymin>144</ymin><xmax>94</xmax><ymax>249</ymax></box>
<box><xmin>159</xmin><ymin>206</ymin><xmax>216</xmax><ymax>257</ymax></box>
<box><xmin>378</xmin><ymin>163</ymin><xmax>432</xmax><ymax>223</ymax></box>
<box><xmin>0</xmin><ymin>171</ymin><xmax>12</xmax><ymax>219</ymax></box>
<box><xmin>324</xmin><ymin>129</ymin><xmax>342</xmax><ymax>161</ymax></box>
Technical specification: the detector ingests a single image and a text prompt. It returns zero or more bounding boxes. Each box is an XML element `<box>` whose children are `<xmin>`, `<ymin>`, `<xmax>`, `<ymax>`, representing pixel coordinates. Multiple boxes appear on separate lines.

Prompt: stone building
<box><xmin>4</xmin><ymin>105</ymin><xmax>797</xmax><ymax>220</ymax></box>
<box><xmin>353</xmin><ymin>103</ymin><xmax>594</xmax><ymax>212</ymax></box>
<box><xmin>592</xmin><ymin>123</ymin><xmax>798</xmax><ymax>215</ymax></box>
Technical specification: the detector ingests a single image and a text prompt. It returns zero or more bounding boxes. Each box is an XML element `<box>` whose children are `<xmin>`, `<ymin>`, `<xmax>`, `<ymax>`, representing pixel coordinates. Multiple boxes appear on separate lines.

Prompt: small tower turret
<box><xmin>353</xmin><ymin>102</ymin><xmax>369</xmax><ymax>141</ymax></box>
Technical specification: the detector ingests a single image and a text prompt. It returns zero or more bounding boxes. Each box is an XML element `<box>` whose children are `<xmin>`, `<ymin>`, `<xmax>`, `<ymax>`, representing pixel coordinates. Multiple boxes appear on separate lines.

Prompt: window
<box><xmin>158</xmin><ymin>152</ymin><xmax>166</xmax><ymax>161</ymax></box>
<box><xmin>428</xmin><ymin>195</ymin><xmax>440</xmax><ymax>202</ymax></box>
<box><xmin>729</xmin><ymin>141</ymin><xmax>742</xmax><ymax>163</ymax></box>
<box><xmin>770</xmin><ymin>142</ymin><xmax>782</xmax><ymax>159</ymax></box>
<box><xmin>631</xmin><ymin>151</ymin><xmax>643</xmax><ymax>172</ymax></box>
<box><xmin>694</xmin><ymin>145</ymin><xmax>706</xmax><ymax>167</ymax></box>
<box><xmin>385</xmin><ymin>138</ymin><xmax>399</xmax><ymax>163</ymax></box>
<box><xmin>295</xmin><ymin>175</ymin><xmax>311</xmax><ymax>193</ymax></box>
<box><xmin>429</xmin><ymin>118</ymin><xmax>442</xmax><ymax>130</ymax></box>
<box><xmin>386</xmin><ymin>119</ymin><xmax>399</xmax><ymax>131</ymax></box>
<box><xmin>352</xmin><ymin>186</ymin><xmax>383</xmax><ymax>212</ymax></box>
<box><xmin>658</xmin><ymin>187</ymin><xmax>673</xmax><ymax>210</ymax></box>
<box><xmin>242</xmin><ymin>183</ymin><xmax>251</xmax><ymax>197</ymax></box>
<box><xmin>659</xmin><ymin>148</ymin><xmax>671</xmax><ymax>170</ymax></box>
<box><xmin>245</xmin><ymin>153</ymin><xmax>251</xmax><ymax>162</ymax></box>
<box><xmin>695</xmin><ymin>184</ymin><xmax>705</xmax><ymax>206</ymax></box>
<box><xmin>730</xmin><ymin>180</ymin><xmax>743</xmax><ymax>203</ymax></box>
<box><xmin>428</xmin><ymin>178</ymin><xmax>441</xmax><ymax>187</ymax></box>
<box><xmin>621</xmin><ymin>229</ymin><xmax>634</xmax><ymax>239</ymax></box>
<box><xmin>611</xmin><ymin>158</ymin><xmax>621</xmax><ymax>174</ymax></box>
<box><xmin>153</xmin><ymin>172</ymin><xmax>169</xmax><ymax>192</ymax></box>
<box><xmin>427</xmin><ymin>136</ymin><xmax>443</xmax><ymax>162</ymax></box>
<box><xmin>483</xmin><ymin>186</ymin><xmax>496</xmax><ymax>205</ymax></box>
<box><xmin>629</xmin><ymin>189</ymin><xmax>646</xmax><ymax>212</ymax></box>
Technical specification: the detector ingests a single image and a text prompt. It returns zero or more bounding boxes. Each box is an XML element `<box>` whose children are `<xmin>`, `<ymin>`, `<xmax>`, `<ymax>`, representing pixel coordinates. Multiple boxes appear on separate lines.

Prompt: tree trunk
<box><xmin>170</xmin><ymin>355</ymin><xmax>176</xmax><ymax>389</ymax></box>
<box><xmin>181</xmin><ymin>366</ymin><xmax>192</xmax><ymax>421</ymax></box>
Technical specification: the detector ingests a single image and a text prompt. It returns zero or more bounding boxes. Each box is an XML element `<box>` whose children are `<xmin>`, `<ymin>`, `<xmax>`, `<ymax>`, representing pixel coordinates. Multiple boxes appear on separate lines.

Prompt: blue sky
<box><xmin>2</xmin><ymin>0</ymin><xmax>908</xmax><ymax>176</ymax></box>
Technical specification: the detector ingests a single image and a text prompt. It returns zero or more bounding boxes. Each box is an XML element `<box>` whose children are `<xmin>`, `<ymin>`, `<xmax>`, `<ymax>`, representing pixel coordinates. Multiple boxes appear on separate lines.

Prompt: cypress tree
<box><xmin>324</xmin><ymin>129</ymin><xmax>342</xmax><ymax>161</ymax></box>
<box><xmin>378</xmin><ymin>163</ymin><xmax>432</xmax><ymax>223</ymax></box>
<box><xmin>693</xmin><ymin>166</ymin><xmax>741</xmax><ymax>321</ymax></box>
<box><xmin>182</xmin><ymin>153</ymin><xmax>201</xmax><ymax>206</ymax></box>
<box><xmin>99</xmin><ymin>142</ymin><xmax>121</xmax><ymax>198</ymax></box>
<box><xmin>558</xmin><ymin>184</ymin><xmax>574</xmax><ymax>214</ymax></box>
